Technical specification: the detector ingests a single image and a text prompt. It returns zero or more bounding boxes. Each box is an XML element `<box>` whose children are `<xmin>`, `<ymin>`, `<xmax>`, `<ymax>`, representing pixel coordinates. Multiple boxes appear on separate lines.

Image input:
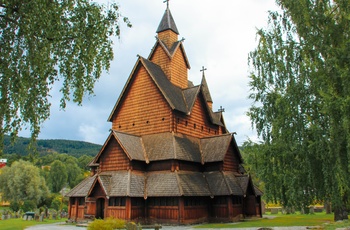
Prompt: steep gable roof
<box><xmin>107</xmin><ymin>56</ymin><xmax>224</xmax><ymax>128</ymax></box>
<box><xmin>113</xmin><ymin>131</ymin><xmax>145</xmax><ymax>161</ymax></box>
<box><xmin>201</xmin><ymin>133</ymin><xmax>233</xmax><ymax>162</ymax></box>
<box><xmin>156</xmin><ymin>7</ymin><xmax>179</xmax><ymax>34</ymax></box>
<box><xmin>66</xmin><ymin>174</ymin><xmax>97</xmax><ymax>197</ymax></box>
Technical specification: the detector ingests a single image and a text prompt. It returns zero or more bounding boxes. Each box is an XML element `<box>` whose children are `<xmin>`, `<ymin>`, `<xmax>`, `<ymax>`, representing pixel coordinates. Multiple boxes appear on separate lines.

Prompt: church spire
<box><xmin>156</xmin><ymin>1</ymin><xmax>179</xmax><ymax>35</ymax></box>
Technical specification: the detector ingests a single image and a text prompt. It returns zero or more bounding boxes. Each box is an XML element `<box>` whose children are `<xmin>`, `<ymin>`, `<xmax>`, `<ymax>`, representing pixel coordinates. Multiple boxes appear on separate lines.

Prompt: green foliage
<box><xmin>9</xmin><ymin>201</ymin><xmax>20</xmax><ymax>212</ymax></box>
<box><xmin>87</xmin><ymin>217</ymin><xmax>126</xmax><ymax>230</ymax></box>
<box><xmin>0</xmin><ymin>160</ymin><xmax>49</xmax><ymax>205</ymax></box>
<box><xmin>0</xmin><ymin>0</ymin><xmax>131</xmax><ymax>153</ymax></box>
<box><xmin>248</xmin><ymin>0</ymin><xmax>350</xmax><ymax>220</ymax></box>
<box><xmin>49</xmin><ymin>160</ymin><xmax>68</xmax><ymax>193</ymax></box>
<box><xmin>50</xmin><ymin>196</ymin><xmax>61</xmax><ymax>211</ymax></box>
<box><xmin>3</xmin><ymin>135</ymin><xmax>101</xmax><ymax>157</ymax></box>
<box><xmin>21</xmin><ymin>200</ymin><xmax>36</xmax><ymax>212</ymax></box>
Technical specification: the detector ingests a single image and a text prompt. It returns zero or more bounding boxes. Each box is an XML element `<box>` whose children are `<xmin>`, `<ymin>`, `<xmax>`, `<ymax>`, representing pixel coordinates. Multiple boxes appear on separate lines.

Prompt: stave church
<box><xmin>66</xmin><ymin>3</ymin><xmax>262</xmax><ymax>224</ymax></box>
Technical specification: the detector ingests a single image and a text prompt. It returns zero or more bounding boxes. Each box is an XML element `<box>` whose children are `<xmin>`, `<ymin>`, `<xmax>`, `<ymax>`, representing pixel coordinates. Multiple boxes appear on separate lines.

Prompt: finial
<box><xmin>163</xmin><ymin>0</ymin><xmax>169</xmax><ymax>9</ymax></box>
<box><xmin>218</xmin><ymin>106</ymin><xmax>225</xmax><ymax>113</ymax></box>
<box><xmin>200</xmin><ymin>66</ymin><xmax>207</xmax><ymax>77</ymax></box>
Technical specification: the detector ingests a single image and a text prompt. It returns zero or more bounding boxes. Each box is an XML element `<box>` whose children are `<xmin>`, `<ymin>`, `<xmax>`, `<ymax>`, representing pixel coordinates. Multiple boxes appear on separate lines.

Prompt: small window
<box><xmin>109</xmin><ymin>197</ymin><xmax>126</xmax><ymax>206</ymax></box>
<box><xmin>78</xmin><ymin>197</ymin><xmax>85</xmax><ymax>205</ymax></box>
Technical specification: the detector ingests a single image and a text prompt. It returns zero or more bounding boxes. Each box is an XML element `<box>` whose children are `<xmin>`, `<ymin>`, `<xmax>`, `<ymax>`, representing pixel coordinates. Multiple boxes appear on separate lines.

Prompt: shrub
<box><xmin>87</xmin><ymin>217</ymin><xmax>126</xmax><ymax>230</ymax></box>
<box><xmin>22</xmin><ymin>200</ymin><xmax>36</xmax><ymax>212</ymax></box>
<box><xmin>10</xmin><ymin>201</ymin><xmax>21</xmax><ymax>212</ymax></box>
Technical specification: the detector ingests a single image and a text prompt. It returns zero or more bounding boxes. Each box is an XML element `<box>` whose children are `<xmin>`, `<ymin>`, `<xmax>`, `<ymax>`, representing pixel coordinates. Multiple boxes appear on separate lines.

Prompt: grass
<box><xmin>0</xmin><ymin>217</ymin><xmax>67</xmax><ymax>230</ymax></box>
<box><xmin>195</xmin><ymin>212</ymin><xmax>350</xmax><ymax>229</ymax></box>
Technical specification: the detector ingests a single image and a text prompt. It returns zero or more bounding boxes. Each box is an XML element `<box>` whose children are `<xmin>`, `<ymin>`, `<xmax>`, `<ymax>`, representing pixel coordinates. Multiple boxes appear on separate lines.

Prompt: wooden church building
<box><xmin>67</xmin><ymin>4</ymin><xmax>262</xmax><ymax>224</ymax></box>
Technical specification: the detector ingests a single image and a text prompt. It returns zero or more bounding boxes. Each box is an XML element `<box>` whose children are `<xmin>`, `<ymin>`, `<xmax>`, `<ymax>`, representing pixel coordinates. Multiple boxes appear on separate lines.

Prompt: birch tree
<box><xmin>248</xmin><ymin>0</ymin><xmax>350</xmax><ymax>220</ymax></box>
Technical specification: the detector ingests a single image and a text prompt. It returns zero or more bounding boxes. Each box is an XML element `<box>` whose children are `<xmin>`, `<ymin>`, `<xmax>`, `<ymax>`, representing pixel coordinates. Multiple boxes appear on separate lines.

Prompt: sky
<box><xmin>20</xmin><ymin>0</ymin><xmax>279</xmax><ymax>146</ymax></box>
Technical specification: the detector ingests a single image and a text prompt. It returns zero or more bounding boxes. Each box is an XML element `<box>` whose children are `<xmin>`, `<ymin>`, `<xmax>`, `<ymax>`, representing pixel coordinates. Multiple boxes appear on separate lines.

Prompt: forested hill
<box><xmin>3</xmin><ymin>135</ymin><xmax>102</xmax><ymax>157</ymax></box>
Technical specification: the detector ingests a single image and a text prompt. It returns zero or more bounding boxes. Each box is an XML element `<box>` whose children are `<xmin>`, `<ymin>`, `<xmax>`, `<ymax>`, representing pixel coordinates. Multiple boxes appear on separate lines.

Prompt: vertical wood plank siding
<box><xmin>99</xmin><ymin>138</ymin><xmax>130</xmax><ymax>172</ymax></box>
<box><xmin>212</xmin><ymin>205</ymin><xmax>228</xmax><ymax>218</ymax></box>
<box><xmin>184</xmin><ymin>206</ymin><xmax>208</xmax><ymax>220</ymax></box>
<box><xmin>223</xmin><ymin>147</ymin><xmax>239</xmax><ymax>172</ymax></box>
<box><xmin>148</xmin><ymin>206</ymin><xmax>179</xmax><ymax>220</ymax></box>
<box><xmin>175</xmin><ymin>95</ymin><xmax>221</xmax><ymax>138</ymax></box>
<box><xmin>169</xmin><ymin>47</ymin><xmax>188</xmax><ymax>89</ymax></box>
<box><xmin>112</xmin><ymin>66</ymin><xmax>172</xmax><ymax>135</ymax></box>
<box><xmin>106</xmin><ymin>207</ymin><xmax>126</xmax><ymax>219</ymax></box>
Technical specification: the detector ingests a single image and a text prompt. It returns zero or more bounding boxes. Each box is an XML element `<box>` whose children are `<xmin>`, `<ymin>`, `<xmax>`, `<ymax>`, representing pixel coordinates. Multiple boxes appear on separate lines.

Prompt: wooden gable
<box><xmin>97</xmin><ymin>137</ymin><xmax>131</xmax><ymax>172</ymax></box>
<box><xmin>149</xmin><ymin>39</ymin><xmax>190</xmax><ymax>89</ymax></box>
<box><xmin>223</xmin><ymin>136</ymin><xmax>243</xmax><ymax>173</ymax></box>
<box><xmin>110</xmin><ymin>61</ymin><xmax>173</xmax><ymax>136</ymax></box>
<box><xmin>174</xmin><ymin>91</ymin><xmax>222</xmax><ymax>138</ymax></box>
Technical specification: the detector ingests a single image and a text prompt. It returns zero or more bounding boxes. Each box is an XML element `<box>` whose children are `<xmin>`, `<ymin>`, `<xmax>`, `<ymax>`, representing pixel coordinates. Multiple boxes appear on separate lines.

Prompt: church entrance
<box><xmin>96</xmin><ymin>198</ymin><xmax>105</xmax><ymax>219</ymax></box>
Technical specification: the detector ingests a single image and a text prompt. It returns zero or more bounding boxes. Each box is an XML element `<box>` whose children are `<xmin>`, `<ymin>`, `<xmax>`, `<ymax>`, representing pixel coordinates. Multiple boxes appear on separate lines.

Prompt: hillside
<box><xmin>3</xmin><ymin>135</ymin><xmax>102</xmax><ymax>157</ymax></box>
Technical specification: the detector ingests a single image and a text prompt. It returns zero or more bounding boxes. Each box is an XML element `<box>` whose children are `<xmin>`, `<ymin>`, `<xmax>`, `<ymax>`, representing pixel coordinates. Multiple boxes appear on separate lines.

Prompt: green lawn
<box><xmin>0</xmin><ymin>218</ymin><xmax>67</xmax><ymax>230</ymax></box>
<box><xmin>195</xmin><ymin>213</ymin><xmax>350</xmax><ymax>229</ymax></box>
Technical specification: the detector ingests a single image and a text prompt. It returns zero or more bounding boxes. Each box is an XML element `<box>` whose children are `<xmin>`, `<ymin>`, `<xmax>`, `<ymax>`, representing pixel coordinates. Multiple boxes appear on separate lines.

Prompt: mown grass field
<box><xmin>0</xmin><ymin>218</ymin><xmax>67</xmax><ymax>230</ymax></box>
<box><xmin>195</xmin><ymin>213</ymin><xmax>350</xmax><ymax>229</ymax></box>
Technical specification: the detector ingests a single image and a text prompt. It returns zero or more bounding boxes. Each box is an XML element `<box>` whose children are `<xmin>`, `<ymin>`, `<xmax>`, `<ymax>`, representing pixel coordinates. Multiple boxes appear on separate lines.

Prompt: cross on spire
<box><xmin>200</xmin><ymin>66</ymin><xmax>207</xmax><ymax>77</ymax></box>
<box><xmin>218</xmin><ymin>106</ymin><xmax>225</xmax><ymax>113</ymax></box>
<box><xmin>163</xmin><ymin>0</ymin><xmax>170</xmax><ymax>8</ymax></box>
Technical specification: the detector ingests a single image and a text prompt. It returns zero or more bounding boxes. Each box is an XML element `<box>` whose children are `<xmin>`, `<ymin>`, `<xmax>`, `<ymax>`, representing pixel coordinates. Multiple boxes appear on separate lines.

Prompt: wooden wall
<box><xmin>112</xmin><ymin>66</ymin><xmax>172</xmax><ymax>136</ymax></box>
<box><xmin>223</xmin><ymin>146</ymin><xmax>239</xmax><ymax>173</ymax></box>
<box><xmin>174</xmin><ymin>95</ymin><xmax>221</xmax><ymax>139</ymax></box>
<box><xmin>99</xmin><ymin>138</ymin><xmax>130</xmax><ymax>172</ymax></box>
<box><xmin>148</xmin><ymin>206</ymin><xmax>179</xmax><ymax>221</ymax></box>
<box><xmin>157</xmin><ymin>30</ymin><xmax>178</xmax><ymax>52</ymax></box>
<box><xmin>106</xmin><ymin>207</ymin><xmax>126</xmax><ymax>219</ymax></box>
<box><xmin>169</xmin><ymin>46</ymin><xmax>188</xmax><ymax>89</ymax></box>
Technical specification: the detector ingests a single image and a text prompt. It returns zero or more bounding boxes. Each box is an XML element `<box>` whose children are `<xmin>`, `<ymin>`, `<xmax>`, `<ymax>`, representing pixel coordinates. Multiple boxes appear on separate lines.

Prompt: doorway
<box><xmin>96</xmin><ymin>198</ymin><xmax>105</xmax><ymax>219</ymax></box>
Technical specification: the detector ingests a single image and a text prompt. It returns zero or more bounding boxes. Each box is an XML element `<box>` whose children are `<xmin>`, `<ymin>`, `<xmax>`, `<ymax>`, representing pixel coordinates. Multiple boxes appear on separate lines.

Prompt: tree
<box><xmin>0</xmin><ymin>0</ymin><xmax>131</xmax><ymax>152</ymax></box>
<box><xmin>0</xmin><ymin>160</ymin><xmax>49</xmax><ymax>207</ymax></box>
<box><xmin>248</xmin><ymin>0</ymin><xmax>350</xmax><ymax>220</ymax></box>
<box><xmin>49</xmin><ymin>160</ymin><xmax>68</xmax><ymax>193</ymax></box>
<box><xmin>65</xmin><ymin>158</ymin><xmax>84</xmax><ymax>188</ymax></box>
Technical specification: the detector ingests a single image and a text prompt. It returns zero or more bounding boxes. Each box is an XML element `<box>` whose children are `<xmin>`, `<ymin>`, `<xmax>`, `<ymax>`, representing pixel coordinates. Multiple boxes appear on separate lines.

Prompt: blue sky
<box><xmin>20</xmin><ymin>0</ymin><xmax>278</xmax><ymax>145</ymax></box>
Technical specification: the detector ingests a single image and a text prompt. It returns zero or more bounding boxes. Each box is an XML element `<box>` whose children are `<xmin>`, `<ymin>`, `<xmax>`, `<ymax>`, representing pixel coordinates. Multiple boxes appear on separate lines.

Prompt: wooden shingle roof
<box><xmin>146</xmin><ymin>172</ymin><xmax>181</xmax><ymax>197</ymax></box>
<box><xmin>113</xmin><ymin>131</ymin><xmax>145</xmax><ymax>161</ymax></box>
<box><xmin>67</xmin><ymin>170</ymin><xmax>260</xmax><ymax>198</ymax></box>
<box><xmin>108</xmin><ymin>131</ymin><xmax>237</xmax><ymax>164</ymax></box>
<box><xmin>177</xmin><ymin>171</ymin><xmax>211</xmax><ymax>196</ymax></box>
<box><xmin>156</xmin><ymin>7</ymin><xmax>179</xmax><ymax>34</ymax></box>
<box><xmin>65</xmin><ymin>174</ymin><xmax>97</xmax><ymax>197</ymax></box>
<box><xmin>201</xmin><ymin>134</ymin><xmax>233</xmax><ymax>162</ymax></box>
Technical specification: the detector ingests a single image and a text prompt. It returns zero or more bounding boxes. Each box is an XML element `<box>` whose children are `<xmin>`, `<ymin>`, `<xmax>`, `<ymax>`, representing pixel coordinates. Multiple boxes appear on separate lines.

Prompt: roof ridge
<box><xmin>175</xmin><ymin>171</ymin><xmax>183</xmax><ymax>196</ymax></box>
<box><xmin>126</xmin><ymin>170</ymin><xmax>131</xmax><ymax>196</ymax></box>
<box><xmin>221</xmin><ymin>171</ymin><xmax>233</xmax><ymax>195</ymax></box>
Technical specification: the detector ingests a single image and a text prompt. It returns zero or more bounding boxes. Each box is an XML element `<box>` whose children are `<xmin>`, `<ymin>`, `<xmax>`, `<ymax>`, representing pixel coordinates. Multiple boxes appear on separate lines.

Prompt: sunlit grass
<box><xmin>194</xmin><ymin>212</ymin><xmax>348</xmax><ymax>229</ymax></box>
<box><xmin>0</xmin><ymin>217</ymin><xmax>67</xmax><ymax>230</ymax></box>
